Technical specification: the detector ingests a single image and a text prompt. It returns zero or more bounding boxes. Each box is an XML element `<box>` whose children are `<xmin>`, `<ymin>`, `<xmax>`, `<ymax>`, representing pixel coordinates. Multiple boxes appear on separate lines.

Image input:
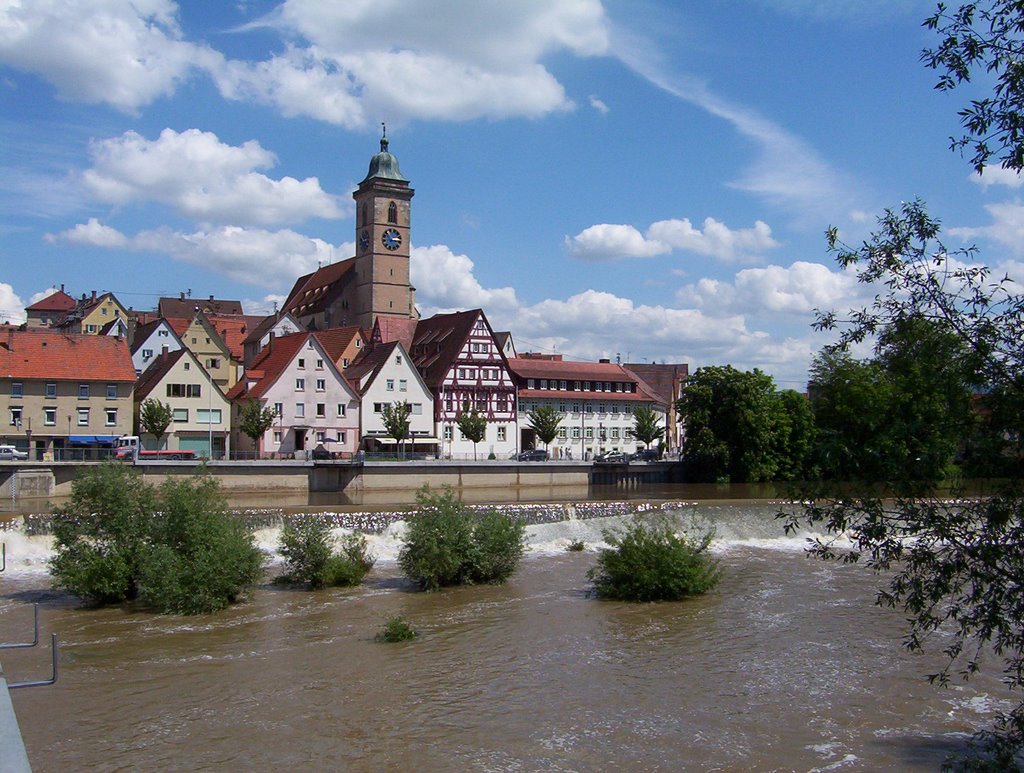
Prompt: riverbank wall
<box><xmin>0</xmin><ymin>460</ymin><xmax>679</xmax><ymax>506</ymax></box>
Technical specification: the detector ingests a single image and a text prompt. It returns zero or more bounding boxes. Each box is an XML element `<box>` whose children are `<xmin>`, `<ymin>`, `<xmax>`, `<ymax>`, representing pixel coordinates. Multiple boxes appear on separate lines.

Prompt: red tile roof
<box><xmin>373</xmin><ymin>315</ymin><xmax>418</xmax><ymax>351</ymax></box>
<box><xmin>0</xmin><ymin>327</ymin><xmax>136</xmax><ymax>381</ymax></box>
<box><xmin>159</xmin><ymin>296</ymin><xmax>243</xmax><ymax>318</ymax></box>
<box><xmin>207</xmin><ymin>314</ymin><xmax>264</xmax><ymax>361</ymax></box>
<box><xmin>311</xmin><ymin>326</ymin><xmax>364</xmax><ymax>364</ymax></box>
<box><xmin>508</xmin><ymin>357</ymin><xmax>666</xmax><ymax>405</ymax></box>
<box><xmin>282</xmin><ymin>258</ymin><xmax>356</xmax><ymax>317</ymax></box>
<box><xmin>25</xmin><ymin>289</ymin><xmax>76</xmax><ymax>312</ymax></box>
<box><xmin>410</xmin><ymin>309</ymin><xmax>484</xmax><ymax>388</ymax></box>
<box><xmin>135</xmin><ymin>348</ymin><xmax>187</xmax><ymax>400</ymax></box>
<box><xmin>226</xmin><ymin>332</ymin><xmax>308</xmax><ymax>401</ymax></box>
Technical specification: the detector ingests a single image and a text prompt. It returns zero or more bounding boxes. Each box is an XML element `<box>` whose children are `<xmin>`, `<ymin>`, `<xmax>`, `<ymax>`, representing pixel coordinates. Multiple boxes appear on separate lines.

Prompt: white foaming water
<box><xmin>0</xmin><ymin>502</ymin><xmax>831</xmax><ymax>577</ymax></box>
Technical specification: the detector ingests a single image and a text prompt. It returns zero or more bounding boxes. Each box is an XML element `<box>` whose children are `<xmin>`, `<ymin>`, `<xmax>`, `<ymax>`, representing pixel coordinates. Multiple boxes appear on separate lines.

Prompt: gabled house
<box><xmin>508</xmin><ymin>354</ymin><xmax>668</xmax><ymax>459</ymax></box>
<box><xmin>133</xmin><ymin>348</ymin><xmax>231</xmax><ymax>458</ymax></box>
<box><xmin>308</xmin><ymin>325</ymin><xmax>367</xmax><ymax>371</ymax></box>
<box><xmin>344</xmin><ymin>340</ymin><xmax>434</xmax><ymax>452</ymax></box>
<box><xmin>0</xmin><ymin>327</ymin><xmax>136</xmax><ymax>459</ymax></box>
<box><xmin>54</xmin><ymin>291</ymin><xmax>128</xmax><ymax>335</ymax></box>
<box><xmin>131</xmin><ymin>318</ymin><xmax>184</xmax><ymax>376</ymax></box>
<box><xmin>24</xmin><ymin>285</ymin><xmax>75</xmax><ymax>328</ymax></box>
<box><xmin>242</xmin><ymin>312</ymin><xmax>302</xmax><ymax>366</ymax></box>
<box><xmin>404</xmin><ymin>309</ymin><xmax>517</xmax><ymax>458</ymax></box>
<box><xmin>158</xmin><ymin>294</ymin><xmax>243</xmax><ymax>318</ymax></box>
<box><xmin>227</xmin><ymin>331</ymin><xmax>361</xmax><ymax>458</ymax></box>
<box><xmin>175</xmin><ymin>312</ymin><xmax>237</xmax><ymax>391</ymax></box>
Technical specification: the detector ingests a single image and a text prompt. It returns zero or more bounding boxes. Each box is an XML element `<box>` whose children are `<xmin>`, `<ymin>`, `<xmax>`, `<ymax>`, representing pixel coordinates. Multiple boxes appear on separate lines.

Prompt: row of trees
<box><xmin>674</xmin><ymin>309</ymin><xmax>1006</xmax><ymax>486</ymax></box>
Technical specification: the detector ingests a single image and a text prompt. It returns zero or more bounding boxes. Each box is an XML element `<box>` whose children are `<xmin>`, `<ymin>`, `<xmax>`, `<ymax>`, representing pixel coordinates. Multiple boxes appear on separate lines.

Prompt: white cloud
<box><xmin>648</xmin><ymin>217</ymin><xmax>779</xmax><ymax>261</ymax></box>
<box><xmin>565</xmin><ymin>223</ymin><xmax>668</xmax><ymax>261</ymax></box>
<box><xmin>411</xmin><ymin>244</ymin><xmax>519</xmax><ymax>313</ymax></box>
<box><xmin>678</xmin><ymin>261</ymin><xmax>859</xmax><ymax>315</ymax></box>
<box><xmin>242</xmin><ymin>294</ymin><xmax>289</xmax><ymax>316</ymax></box>
<box><xmin>82</xmin><ymin>128</ymin><xmax>344</xmax><ymax>226</ymax></box>
<box><xmin>0</xmin><ymin>283</ymin><xmax>26</xmax><ymax>325</ymax></box>
<box><xmin>51</xmin><ymin>220</ymin><xmax>346</xmax><ymax>289</ymax></box>
<box><xmin>949</xmin><ymin>201</ymin><xmax>1024</xmax><ymax>258</ymax></box>
<box><xmin>611</xmin><ymin>33</ymin><xmax>862</xmax><ymax>223</ymax></box>
<box><xmin>589</xmin><ymin>95</ymin><xmax>609</xmax><ymax>114</ymax></box>
<box><xmin>214</xmin><ymin>0</ymin><xmax>610</xmax><ymax>126</ymax></box>
<box><xmin>971</xmin><ymin>166</ymin><xmax>1024</xmax><ymax>189</ymax></box>
<box><xmin>0</xmin><ymin>0</ymin><xmax>220</xmax><ymax>111</ymax></box>
<box><xmin>567</xmin><ymin>217</ymin><xmax>779</xmax><ymax>262</ymax></box>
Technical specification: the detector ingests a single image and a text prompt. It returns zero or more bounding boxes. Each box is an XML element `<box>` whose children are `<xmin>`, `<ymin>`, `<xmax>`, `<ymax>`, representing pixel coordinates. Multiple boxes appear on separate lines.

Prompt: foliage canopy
<box><xmin>50</xmin><ymin>463</ymin><xmax>263</xmax><ymax>614</ymax></box>
<box><xmin>588</xmin><ymin>515</ymin><xmax>720</xmax><ymax>602</ymax></box>
<box><xmin>139</xmin><ymin>399</ymin><xmax>174</xmax><ymax>447</ymax></box>
<box><xmin>238</xmin><ymin>399</ymin><xmax>278</xmax><ymax>455</ymax></box>
<box><xmin>398</xmin><ymin>486</ymin><xmax>525</xmax><ymax>591</ymax></box>
<box><xmin>527</xmin><ymin>405</ymin><xmax>562</xmax><ymax>448</ymax></box>
<box><xmin>631</xmin><ymin>405</ymin><xmax>665</xmax><ymax>449</ymax></box>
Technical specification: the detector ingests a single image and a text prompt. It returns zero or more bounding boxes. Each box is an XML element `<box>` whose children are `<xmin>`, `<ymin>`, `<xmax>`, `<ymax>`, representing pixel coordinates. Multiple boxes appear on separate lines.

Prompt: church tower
<box><xmin>351</xmin><ymin>130</ymin><xmax>416</xmax><ymax>330</ymax></box>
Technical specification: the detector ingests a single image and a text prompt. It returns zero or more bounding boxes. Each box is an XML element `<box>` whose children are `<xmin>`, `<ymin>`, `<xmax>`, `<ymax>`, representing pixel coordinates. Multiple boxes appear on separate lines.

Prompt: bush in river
<box><xmin>398</xmin><ymin>486</ymin><xmax>525</xmax><ymax>591</ymax></box>
<box><xmin>49</xmin><ymin>463</ymin><xmax>263</xmax><ymax>614</ymax></box>
<box><xmin>375</xmin><ymin>615</ymin><xmax>417</xmax><ymax>643</ymax></box>
<box><xmin>587</xmin><ymin>515</ymin><xmax>721</xmax><ymax>602</ymax></box>
<box><xmin>277</xmin><ymin>519</ymin><xmax>374</xmax><ymax>589</ymax></box>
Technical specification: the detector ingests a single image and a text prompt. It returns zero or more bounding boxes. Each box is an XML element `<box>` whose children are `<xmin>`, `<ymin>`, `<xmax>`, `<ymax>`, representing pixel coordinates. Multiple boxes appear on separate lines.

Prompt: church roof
<box><xmin>361</xmin><ymin>135</ymin><xmax>407</xmax><ymax>183</ymax></box>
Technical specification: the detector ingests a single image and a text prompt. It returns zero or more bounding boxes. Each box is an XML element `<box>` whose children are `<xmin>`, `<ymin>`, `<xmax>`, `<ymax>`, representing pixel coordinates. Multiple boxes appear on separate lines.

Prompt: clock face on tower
<box><xmin>382</xmin><ymin>228</ymin><xmax>402</xmax><ymax>251</ymax></box>
<box><xmin>358</xmin><ymin>229</ymin><xmax>370</xmax><ymax>252</ymax></box>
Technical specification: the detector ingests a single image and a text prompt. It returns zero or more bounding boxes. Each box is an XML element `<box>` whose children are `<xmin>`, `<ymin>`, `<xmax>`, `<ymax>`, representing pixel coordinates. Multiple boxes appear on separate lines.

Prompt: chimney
<box><xmin>162</xmin><ymin>345</ymin><xmax>169</xmax><ymax>356</ymax></box>
<box><xmin>91</xmin><ymin>290</ymin><xmax>97</xmax><ymax>302</ymax></box>
<box><xmin>180</xmin><ymin>292</ymin><xmax>185</xmax><ymax>300</ymax></box>
<box><xmin>60</xmin><ymin>283</ymin><xmax>65</xmax><ymax>292</ymax></box>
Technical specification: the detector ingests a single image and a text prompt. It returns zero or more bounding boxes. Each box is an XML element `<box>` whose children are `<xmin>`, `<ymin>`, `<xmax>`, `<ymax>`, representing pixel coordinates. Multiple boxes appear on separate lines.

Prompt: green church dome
<box><xmin>362</xmin><ymin>135</ymin><xmax>407</xmax><ymax>183</ymax></box>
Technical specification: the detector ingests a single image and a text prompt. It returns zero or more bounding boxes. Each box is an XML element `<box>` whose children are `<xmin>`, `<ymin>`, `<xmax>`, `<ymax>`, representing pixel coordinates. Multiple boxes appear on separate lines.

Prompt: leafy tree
<box><xmin>277</xmin><ymin>518</ymin><xmax>374</xmax><ymax>589</ymax></box>
<box><xmin>923</xmin><ymin>1</ymin><xmax>1024</xmax><ymax>173</ymax></box>
<box><xmin>677</xmin><ymin>366</ymin><xmax>782</xmax><ymax>483</ymax></box>
<box><xmin>50</xmin><ymin>462</ymin><xmax>157</xmax><ymax>604</ymax></box>
<box><xmin>527</xmin><ymin>405</ymin><xmax>562</xmax><ymax>450</ymax></box>
<box><xmin>398</xmin><ymin>486</ymin><xmax>525</xmax><ymax>591</ymax></box>
<box><xmin>238</xmin><ymin>399</ymin><xmax>277</xmax><ymax>458</ymax></box>
<box><xmin>784</xmin><ymin>201</ymin><xmax>1024</xmax><ymax>765</ymax></box>
<box><xmin>139</xmin><ymin>398</ymin><xmax>173</xmax><ymax>450</ymax></box>
<box><xmin>50</xmin><ymin>463</ymin><xmax>263</xmax><ymax>614</ymax></box>
<box><xmin>769</xmin><ymin>389</ymin><xmax>816</xmax><ymax>481</ymax></box>
<box><xmin>631</xmin><ymin>405</ymin><xmax>665</xmax><ymax>450</ymax></box>
<box><xmin>587</xmin><ymin>515</ymin><xmax>720</xmax><ymax>602</ymax></box>
<box><xmin>138</xmin><ymin>473</ymin><xmax>264</xmax><ymax>614</ymax></box>
<box><xmin>456</xmin><ymin>402</ymin><xmax>488</xmax><ymax>460</ymax></box>
<box><xmin>381</xmin><ymin>400</ymin><xmax>412</xmax><ymax>458</ymax></box>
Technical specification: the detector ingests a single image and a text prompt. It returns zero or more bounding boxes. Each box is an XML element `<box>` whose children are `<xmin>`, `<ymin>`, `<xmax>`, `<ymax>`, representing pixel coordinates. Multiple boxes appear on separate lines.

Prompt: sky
<box><xmin>2</xmin><ymin>0</ymin><xmax>1021</xmax><ymax>389</ymax></box>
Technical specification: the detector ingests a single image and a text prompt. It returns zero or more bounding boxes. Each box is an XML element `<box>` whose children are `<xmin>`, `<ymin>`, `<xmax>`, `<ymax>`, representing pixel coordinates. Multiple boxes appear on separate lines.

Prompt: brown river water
<box><xmin>0</xmin><ymin>495</ymin><xmax>1015</xmax><ymax>772</ymax></box>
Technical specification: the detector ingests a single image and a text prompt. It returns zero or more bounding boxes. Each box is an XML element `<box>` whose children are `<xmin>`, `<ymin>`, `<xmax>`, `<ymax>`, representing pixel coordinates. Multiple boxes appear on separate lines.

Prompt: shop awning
<box><xmin>68</xmin><ymin>435</ymin><xmax>120</xmax><ymax>446</ymax></box>
<box><xmin>371</xmin><ymin>437</ymin><xmax>440</xmax><ymax>445</ymax></box>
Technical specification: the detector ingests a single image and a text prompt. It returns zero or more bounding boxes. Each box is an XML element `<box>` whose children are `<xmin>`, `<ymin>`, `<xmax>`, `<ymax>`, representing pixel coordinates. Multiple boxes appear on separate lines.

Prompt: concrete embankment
<box><xmin>1</xmin><ymin>460</ymin><xmax>679</xmax><ymax>506</ymax></box>
<box><xmin>0</xmin><ymin>670</ymin><xmax>32</xmax><ymax>772</ymax></box>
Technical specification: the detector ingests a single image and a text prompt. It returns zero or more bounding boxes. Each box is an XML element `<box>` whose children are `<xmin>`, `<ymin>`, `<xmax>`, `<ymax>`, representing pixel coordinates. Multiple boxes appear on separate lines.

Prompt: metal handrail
<box><xmin>8</xmin><ymin>634</ymin><xmax>58</xmax><ymax>689</ymax></box>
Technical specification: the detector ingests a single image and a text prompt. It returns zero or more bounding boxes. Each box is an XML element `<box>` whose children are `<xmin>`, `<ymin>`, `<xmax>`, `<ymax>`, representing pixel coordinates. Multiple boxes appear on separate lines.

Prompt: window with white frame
<box><xmin>610</xmin><ymin>427</ymin><xmax>620</xmax><ymax>439</ymax></box>
<box><xmin>105</xmin><ymin>408</ymin><xmax>117</xmax><ymax>426</ymax></box>
<box><xmin>142</xmin><ymin>348</ymin><xmax>153</xmax><ymax>359</ymax></box>
<box><xmin>274</xmin><ymin>430</ymin><xmax>281</xmax><ymax>443</ymax></box>
<box><xmin>316</xmin><ymin>403</ymin><xmax>325</xmax><ymax>418</ymax></box>
<box><xmin>44</xmin><ymin>407</ymin><xmax>56</xmax><ymax>426</ymax></box>
<box><xmin>497</xmin><ymin>426</ymin><xmax>507</xmax><ymax>441</ymax></box>
<box><xmin>399</xmin><ymin>379</ymin><xmax>407</xmax><ymax>392</ymax></box>
<box><xmin>298</xmin><ymin>358</ymin><xmax>305</xmax><ymax>369</ymax></box>
<box><xmin>295</xmin><ymin>403</ymin><xmax>305</xmax><ymax>418</ymax></box>
<box><xmin>173</xmin><ymin>408</ymin><xmax>188</xmax><ymax>422</ymax></box>
<box><xmin>197</xmin><ymin>409</ymin><xmax>222</xmax><ymax>424</ymax></box>
<box><xmin>77</xmin><ymin>407</ymin><xmax>90</xmax><ymax>426</ymax></box>
<box><xmin>558</xmin><ymin>427</ymin><xmax>567</xmax><ymax>439</ymax></box>
<box><xmin>316</xmin><ymin>379</ymin><xmax>326</xmax><ymax>391</ymax></box>
<box><xmin>572</xmin><ymin>427</ymin><xmax>581</xmax><ymax>439</ymax></box>
<box><xmin>336</xmin><ymin>403</ymin><xmax>346</xmax><ymax>417</ymax></box>
<box><xmin>78</xmin><ymin>384</ymin><xmax>89</xmax><ymax>399</ymax></box>
<box><xmin>45</xmin><ymin>382</ymin><xmax>56</xmax><ymax>398</ymax></box>
<box><xmin>443</xmin><ymin>425</ymin><xmax>452</xmax><ymax>440</ymax></box>
<box><xmin>106</xmin><ymin>383</ymin><xmax>117</xmax><ymax>399</ymax></box>
<box><xmin>337</xmin><ymin>431</ymin><xmax>346</xmax><ymax>444</ymax></box>
<box><xmin>386</xmin><ymin>379</ymin><xmax>394</xmax><ymax>391</ymax></box>
<box><xmin>295</xmin><ymin>378</ymin><xmax>305</xmax><ymax>391</ymax></box>
<box><xmin>10</xmin><ymin>406</ymin><xmax>22</xmax><ymax>426</ymax></box>
<box><xmin>411</xmin><ymin>403</ymin><xmax>422</xmax><ymax>415</ymax></box>
<box><xmin>316</xmin><ymin>359</ymin><xmax>323</xmax><ymax>369</ymax></box>
<box><xmin>11</xmin><ymin>382</ymin><xmax>22</xmax><ymax>397</ymax></box>
<box><xmin>274</xmin><ymin>402</ymin><xmax>283</xmax><ymax>416</ymax></box>
<box><xmin>585</xmin><ymin>427</ymin><xmax>594</xmax><ymax>439</ymax></box>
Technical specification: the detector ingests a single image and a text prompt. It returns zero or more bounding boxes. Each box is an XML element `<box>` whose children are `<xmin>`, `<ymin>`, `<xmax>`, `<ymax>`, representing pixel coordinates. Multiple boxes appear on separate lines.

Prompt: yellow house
<box><xmin>56</xmin><ymin>291</ymin><xmax>129</xmax><ymax>335</ymax></box>
<box><xmin>174</xmin><ymin>312</ymin><xmax>238</xmax><ymax>391</ymax></box>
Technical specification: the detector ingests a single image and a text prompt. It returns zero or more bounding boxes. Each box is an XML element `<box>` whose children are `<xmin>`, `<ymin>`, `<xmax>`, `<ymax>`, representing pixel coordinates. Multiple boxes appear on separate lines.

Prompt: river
<box><xmin>0</xmin><ymin>499</ymin><xmax>1014</xmax><ymax>771</ymax></box>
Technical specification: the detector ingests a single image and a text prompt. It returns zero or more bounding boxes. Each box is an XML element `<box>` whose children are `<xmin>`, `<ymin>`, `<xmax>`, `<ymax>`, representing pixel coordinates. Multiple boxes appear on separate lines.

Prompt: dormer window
<box><xmin>388</xmin><ymin>201</ymin><xmax>397</xmax><ymax>224</ymax></box>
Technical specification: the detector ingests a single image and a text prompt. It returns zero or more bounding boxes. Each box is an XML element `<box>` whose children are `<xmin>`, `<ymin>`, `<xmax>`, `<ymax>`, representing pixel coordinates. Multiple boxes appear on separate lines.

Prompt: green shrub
<box><xmin>277</xmin><ymin>521</ymin><xmax>375</xmax><ymax>589</ymax></box>
<box><xmin>470</xmin><ymin>509</ymin><xmax>526</xmax><ymax>584</ymax></box>
<box><xmin>278</xmin><ymin>518</ymin><xmax>335</xmax><ymax>588</ymax></box>
<box><xmin>398</xmin><ymin>486</ymin><xmax>525</xmax><ymax>590</ymax></box>
<box><xmin>375</xmin><ymin>615</ymin><xmax>417</xmax><ymax>643</ymax></box>
<box><xmin>587</xmin><ymin>515</ymin><xmax>721</xmax><ymax>602</ymax></box>
<box><xmin>566</xmin><ymin>540</ymin><xmax>586</xmax><ymax>552</ymax></box>
<box><xmin>49</xmin><ymin>463</ymin><xmax>263</xmax><ymax>614</ymax></box>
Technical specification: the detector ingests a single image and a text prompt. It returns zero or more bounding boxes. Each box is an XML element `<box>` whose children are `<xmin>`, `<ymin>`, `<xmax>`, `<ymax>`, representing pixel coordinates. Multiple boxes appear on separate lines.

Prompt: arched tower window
<box><xmin>388</xmin><ymin>201</ymin><xmax>398</xmax><ymax>224</ymax></box>
<box><xmin>361</xmin><ymin>204</ymin><xmax>368</xmax><ymax>225</ymax></box>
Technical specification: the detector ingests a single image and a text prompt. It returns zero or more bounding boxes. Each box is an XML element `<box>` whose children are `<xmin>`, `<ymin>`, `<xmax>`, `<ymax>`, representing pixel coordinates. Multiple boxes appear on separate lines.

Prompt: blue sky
<box><xmin>2</xmin><ymin>0</ymin><xmax>1021</xmax><ymax>388</ymax></box>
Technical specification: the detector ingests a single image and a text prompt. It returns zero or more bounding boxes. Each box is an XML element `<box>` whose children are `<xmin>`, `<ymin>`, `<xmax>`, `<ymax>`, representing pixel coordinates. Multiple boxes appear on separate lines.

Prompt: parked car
<box><xmin>594</xmin><ymin>451</ymin><xmax>628</xmax><ymax>464</ymax></box>
<box><xmin>517</xmin><ymin>449</ymin><xmax>549</xmax><ymax>461</ymax></box>
<box><xmin>630</xmin><ymin>448</ymin><xmax>661</xmax><ymax>461</ymax></box>
<box><xmin>0</xmin><ymin>445</ymin><xmax>28</xmax><ymax>460</ymax></box>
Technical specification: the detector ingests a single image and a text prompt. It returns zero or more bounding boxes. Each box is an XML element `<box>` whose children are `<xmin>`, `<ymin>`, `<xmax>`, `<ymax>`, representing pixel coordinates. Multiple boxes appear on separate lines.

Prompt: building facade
<box><xmin>508</xmin><ymin>355</ymin><xmax>668</xmax><ymax>459</ymax></box>
<box><xmin>0</xmin><ymin>328</ymin><xmax>136</xmax><ymax>459</ymax></box>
